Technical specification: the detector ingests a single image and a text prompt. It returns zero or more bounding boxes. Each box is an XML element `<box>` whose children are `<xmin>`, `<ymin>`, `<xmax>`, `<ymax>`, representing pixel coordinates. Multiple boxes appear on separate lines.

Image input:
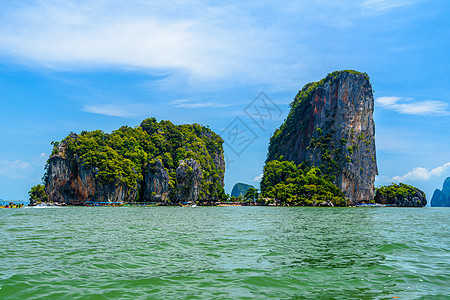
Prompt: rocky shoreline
<box><xmin>26</xmin><ymin>199</ymin><xmax>427</xmax><ymax>207</ymax></box>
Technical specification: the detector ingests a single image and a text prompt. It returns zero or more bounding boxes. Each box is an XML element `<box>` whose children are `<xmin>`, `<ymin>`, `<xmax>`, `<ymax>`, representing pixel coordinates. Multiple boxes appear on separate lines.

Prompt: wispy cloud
<box><xmin>0</xmin><ymin>160</ymin><xmax>32</xmax><ymax>179</ymax></box>
<box><xmin>376</xmin><ymin>96</ymin><xmax>449</xmax><ymax>115</ymax></box>
<box><xmin>0</xmin><ymin>0</ymin><xmax>424</xmax><ymax>90</ymax></box>
<box><xmin>83</xmin><ymin>104</ymin><xmax>136</xmax><ymax>117</ymax></box>
<box><xmin>171</xmin><ymin>99</ymin><xmax>228</xmax><ymax>109</ymax></box>
<box><xmin>0</xmin><ymin>1</ymin><xmax>282</xmax><ymax>83</ymax></box>
<box><xmin>253</xmin><ymin>173</ymin><xmax>263</xmax><ymax>182</ymax></box>
<box><xmin>361</xmin><ymin>0</ymin><xmax>420</xmax><ymax>12</ymax></box>
<box><xmin>392</xmin><ymin>162</ymin><xmax>450</xmax><ymax>182</ymax></box>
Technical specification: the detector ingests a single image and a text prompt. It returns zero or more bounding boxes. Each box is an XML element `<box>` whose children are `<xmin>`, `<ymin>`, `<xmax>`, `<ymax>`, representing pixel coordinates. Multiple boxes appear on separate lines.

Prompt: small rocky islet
<box><xmin>29</xmin><ymin>70</ymin><xmax>426</xmax><ymax>207</ymax></box>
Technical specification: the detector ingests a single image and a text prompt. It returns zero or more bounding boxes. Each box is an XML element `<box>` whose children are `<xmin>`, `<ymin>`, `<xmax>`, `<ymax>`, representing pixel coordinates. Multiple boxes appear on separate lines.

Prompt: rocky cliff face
<box><xmin>46</xmin><ymin>149</ymin><xmax>137</xmax><ymax>205</ymax></box>
<box><xmin>175</xmin><ymin>158</ymin><xmax>202</xmax><ymax>202</ymax></box>
<box><xmin>431</xmin><ymin>177</ymin><xmax>450</xmax><ymax>207</ymax></box>
<box><xmin>375</xmin><ymin>188</ymin><xmax>427</xmax><ymax>207</ymax></box>
<box><xmin>267</xmin><ymin>71</ymin><xmax>377</xmax><ymax>204</ymax></box>
<box><xmin>143</xmin><ymin>159</ymin><xmax>169</xmax><ymax>202</ymax></box>
<box><xmin>44</xmin><ymin>119</ymin><xmax>225</xmax><ymax>205</ymax></box>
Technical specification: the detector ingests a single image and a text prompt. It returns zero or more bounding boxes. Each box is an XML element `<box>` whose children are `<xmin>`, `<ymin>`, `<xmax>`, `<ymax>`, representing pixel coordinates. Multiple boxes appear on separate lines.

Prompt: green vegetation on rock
<box><xmin>268</xmin><ymin>70</ymin><xmax>368</xmax><ymax>166</ymax></box>
<box><xmin>243</xmin><ymin>187</ymin><xmax>259</xmax><ymax>202</ymax></box>
<box><xmin>28</xmin><ymin>184</ymin><xmax>47</xmax><ymax>204</ymax></box>
<box><xmin>375</xmin><ymin>183</ymin><xmax>427</xmax><ymax>207</ymax></box>
<box><xmin>376</xmin><ymin>183</ymin><xmax>419</xmax><ymax>199</ymax></box>
<box><xmin>45</xmin><ymin>118</ymin><xmax>225</xmax><ymax>201</ymax></box>
<box><xmin>260</xmin><ymin>160</ymin><xmax>346</xmax><ymax>206</ymax></box>
<box><xmin>264</xmin><ymin>70</ymin><xmax>377</xmax><ymax>205</ymax></box>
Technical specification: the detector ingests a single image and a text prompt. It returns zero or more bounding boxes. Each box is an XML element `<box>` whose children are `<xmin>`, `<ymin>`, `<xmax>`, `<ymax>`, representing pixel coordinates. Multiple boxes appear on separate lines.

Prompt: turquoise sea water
<box><xmin>0</xmin><ymin>207</ymin><xmax>448</xmax><ymax>299</ymax></box>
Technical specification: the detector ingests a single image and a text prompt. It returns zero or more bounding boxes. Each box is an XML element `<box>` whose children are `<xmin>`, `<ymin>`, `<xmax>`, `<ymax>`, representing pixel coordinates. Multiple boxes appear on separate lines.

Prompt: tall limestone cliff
<box><xmin>266</xmin><ymin>70</ymin><xmax>378</xmax><ymax>204</ymax></box>
<box><xmin>44</xmin><ymin>118</ymin><xmax>225</xmax><ymax>205</ymax></box>
<box><xmin>143</xmin><ymin>158</ymin><xmax>169</xmax><ymax>202</ymax></box>
<box><xmin>175</xmin><ymin>158</ymin><xmax>203</xmax><ymax>202</ymax></box>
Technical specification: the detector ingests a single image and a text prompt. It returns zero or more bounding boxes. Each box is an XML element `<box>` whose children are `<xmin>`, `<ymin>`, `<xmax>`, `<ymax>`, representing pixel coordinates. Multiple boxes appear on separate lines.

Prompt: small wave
<box><xmin>28</xmin><ymin>205</ymin><xmax>63</xmax><ymax>208</ymax></box>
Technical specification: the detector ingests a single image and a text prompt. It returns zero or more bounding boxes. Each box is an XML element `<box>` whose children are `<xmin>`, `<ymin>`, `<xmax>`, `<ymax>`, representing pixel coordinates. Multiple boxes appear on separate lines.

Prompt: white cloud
<box><xmin>253</xmin><ymin>173</ymin><xmax>263</xmax><ymax>182</ymax></box>
<box><xmin>361</xmin><ymin>0</ymin><xmax>420</xmax><ymax>12</ymax></box>
<box><xmin>171</xmin><ymin>99</ymin><xmax>228</xmax><ymax>109</ymax></box>
<box><xmin>82</xmin><ymin>104</ymin><xmax>136</xmax><ymax>117</ymax></box>
<box><xmin>376</xmin><ymin>96</ymin><xmax>449</xmax><ymax>115</ymax></box>
<box><xmin>0</xmin><ymin>1</ymin><xmax>282</xmax><ymax>83</ymax></box>
<box><xmin>392</xmin><ymin>162</ymin><xmax>450</xmax><ymax>182</ymax></box>
<box><xmin>0</xmin><ymin>160</ymin><xmax>32</xmax><ymax>179</ymax></box>
<box><xmin>0</xmin><ymin>0</ymin><xmax>424</xmax><ymax>90</ymax></box>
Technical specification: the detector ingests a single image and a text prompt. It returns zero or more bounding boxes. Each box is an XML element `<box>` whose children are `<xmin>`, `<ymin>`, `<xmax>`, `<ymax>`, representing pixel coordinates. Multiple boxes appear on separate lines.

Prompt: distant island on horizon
<box><xmin>431</xmin><ymin>177</ymin><xmax>450</xmax><ymax>207</ymax></box>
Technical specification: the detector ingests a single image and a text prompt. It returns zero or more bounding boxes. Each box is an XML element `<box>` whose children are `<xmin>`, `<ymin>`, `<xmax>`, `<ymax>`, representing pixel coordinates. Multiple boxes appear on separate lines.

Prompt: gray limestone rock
<box><xmin>176</xmin><ymin>158</ymin><xmax>202</xmax><ymax>202</ymax></box>
<box><xmin>267</xmin><ymin>71</ymin><xmax>378</xmax><ymax>204</ymax></box>
<box><xmin>46</xmin><ymin>155</ymin><xmax>137</xmax><ymax>205</ymax></box>
<box><xmin>143</xmin><ymin>158</ymin><xmax>169</xmax><ymax>202</ymax></box>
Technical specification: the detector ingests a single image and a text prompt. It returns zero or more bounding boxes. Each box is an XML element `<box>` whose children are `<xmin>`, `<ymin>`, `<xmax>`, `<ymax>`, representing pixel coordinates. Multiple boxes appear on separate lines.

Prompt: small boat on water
<box><xmin>0</xmin><ymin>201</ymin><xmax>24</xmax><ymax>209</ymax></box>
<box><xmin>355</xmin><ymin>203</ymin><xmax>384</xmax><ymax>207</ymax></box>
<box><xmin>179</xmin><ymin>201</ymin><xmax>197</xmax><ymax>207</ymax></box>
<box><xmin>123</xmin><ymin>202</ymin><xmax>160</xmax><ymax>207</ymax></box>
<box><xmin>85</xmin><ymin>201</ymin><xmax>124</xmax><ymax>207</ymax></box>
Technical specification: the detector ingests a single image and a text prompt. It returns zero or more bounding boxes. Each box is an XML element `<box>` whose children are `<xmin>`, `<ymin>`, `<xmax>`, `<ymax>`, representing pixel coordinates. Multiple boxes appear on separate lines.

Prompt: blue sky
<box><xmin>0</xmin><ymin>0</ymin><xmax>449</xmax><ymax>202</ymax></box>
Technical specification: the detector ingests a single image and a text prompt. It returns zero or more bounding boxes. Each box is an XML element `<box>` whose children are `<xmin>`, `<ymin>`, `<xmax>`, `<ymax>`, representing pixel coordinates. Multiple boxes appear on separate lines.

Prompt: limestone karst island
<box><xmin>3</xmin><ymin>2</ymin><xmax>447</xmax><ymax>298</ymax></box>
<box><xmin>29</xmin><ymin>70</ymin><xmax>426</xmax><ymax>207</ymax></box>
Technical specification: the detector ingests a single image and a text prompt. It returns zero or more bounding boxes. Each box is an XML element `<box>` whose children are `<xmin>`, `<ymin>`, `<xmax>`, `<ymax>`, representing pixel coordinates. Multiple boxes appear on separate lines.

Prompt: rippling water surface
<box><xmin>1</xmin><ymin>207</ymin><xmax>448</xmax><ymax>299</ymax></box>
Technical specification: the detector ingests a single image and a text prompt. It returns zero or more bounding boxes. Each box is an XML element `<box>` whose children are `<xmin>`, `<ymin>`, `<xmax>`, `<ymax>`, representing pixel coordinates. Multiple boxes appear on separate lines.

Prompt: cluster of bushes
<box><xmin>260</xmin><ymin>160</ymin><xmax>347</xmax><ymax>206</ymax></box>
<box><xmin>28</xmin><ymin>184</ymin><xmax>47</xmax><ymax>204</ymax></box>
<box><xmin>376</xmin><ymin>183</ymin><xmax>419</xmax><ymax>198</ymax></box>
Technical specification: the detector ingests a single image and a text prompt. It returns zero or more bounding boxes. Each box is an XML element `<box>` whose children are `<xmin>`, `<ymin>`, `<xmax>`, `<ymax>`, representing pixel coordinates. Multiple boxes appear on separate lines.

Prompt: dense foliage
<box><xmin>243</xmin><ymin>187</ymin><xmax>259</xmax><ymax>202</ymax></box>
<box><xmin>28</xmin><ymin>184</ymin><xmax>47</xmax><ymax>203</ymax></box>
<box><xmin>376</xmin><ymin>183</ymin><xmax>420</xmax><ymax>199</ymax></box>
<box><xmin>46</xmin><ymin>118</ymin><xmax>225</xmax><ymax>201</ymax></box>
<box><xmin>260</xmin><ymin>160</ymin><xmax>346</xmax><ymax>206</ymax></box>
